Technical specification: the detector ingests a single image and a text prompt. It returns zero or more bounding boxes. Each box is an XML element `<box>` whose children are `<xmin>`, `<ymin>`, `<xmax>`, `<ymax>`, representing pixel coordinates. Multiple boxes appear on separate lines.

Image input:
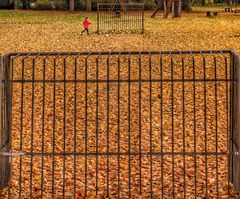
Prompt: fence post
<box><xmin>0</xmin><ymin>55</ymin><xmax>10</xmax><ymax>190</ymax></box>
<box><xmin>231</xmin><ymin>52</ymin><xmax>240</xmax><ymax>196</ymax></box>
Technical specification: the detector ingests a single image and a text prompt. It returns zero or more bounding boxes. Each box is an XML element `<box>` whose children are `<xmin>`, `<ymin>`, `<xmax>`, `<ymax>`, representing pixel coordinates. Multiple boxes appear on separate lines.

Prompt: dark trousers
<box><xmin>81</xmin><ymin>28</ymin><xmax>89</xmax><ymax>35</ymax></box>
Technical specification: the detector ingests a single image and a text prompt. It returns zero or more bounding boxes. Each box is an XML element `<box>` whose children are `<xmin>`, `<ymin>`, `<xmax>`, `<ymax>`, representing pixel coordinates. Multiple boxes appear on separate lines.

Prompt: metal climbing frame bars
<box><xmin>97</xmin><ymin>3</ymin><xmax>144</xmax><ymax>34</ymax></box>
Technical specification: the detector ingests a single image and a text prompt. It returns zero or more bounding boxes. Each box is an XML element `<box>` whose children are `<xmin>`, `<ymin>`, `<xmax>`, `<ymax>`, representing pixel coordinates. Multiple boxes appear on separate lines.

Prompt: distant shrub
<box><xmin>144</xmin><ymin>0</ymin><xmax>156</xmax><ymax>10</ymax></box>
<box><xmin>0</xmin><ymin>0</ymin><xmax>14</xmax><ymax>9</ymax></box>
<box><xmin>35</xmin><ymin>0</ymin><xmax>52</xmax><ymax>10</ymax></box>
<box><xmin>14</xmin><ymin>0</ymin><xmax>23</xmax><ymax>9</ymax></box>
<box><xmin>29</xmin><ymin>2</ymin><xmax>37</xmax><ymax>9</ymax></box>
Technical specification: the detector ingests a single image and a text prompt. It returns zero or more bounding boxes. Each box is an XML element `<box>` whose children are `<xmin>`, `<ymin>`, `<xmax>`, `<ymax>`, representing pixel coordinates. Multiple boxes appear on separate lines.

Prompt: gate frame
<box><xmin>0</xmin><ymin>55</ymin><xmax>11</xmax><ymax>190</ymax></box>
<box><xmin>0</xmin><ymin>50</ymin><xmax>240</xmax><ymax>196</ymax></box>
<box><xmin>231</xmin><ymin>51</ymin><xmax>240</xmax><ymax>196</ymax></box>
<box><xmin>97</xmin><ymin>3</ymin><xmax>144</xmax><ymax>34</ymax></box>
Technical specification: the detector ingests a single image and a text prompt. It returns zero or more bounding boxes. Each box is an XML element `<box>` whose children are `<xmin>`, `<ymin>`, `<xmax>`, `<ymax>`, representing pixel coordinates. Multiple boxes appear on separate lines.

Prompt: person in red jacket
<box><xmin>81</xmin><ymin>17</ymin><xmax>92</xmax><ymax>35</ymax></box>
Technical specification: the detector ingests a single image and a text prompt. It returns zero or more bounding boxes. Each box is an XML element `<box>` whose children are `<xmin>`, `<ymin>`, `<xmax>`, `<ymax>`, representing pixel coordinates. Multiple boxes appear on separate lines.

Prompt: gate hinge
<box><xmin>228</xmin><ymin>150</ymin><xmax>240</xmax><ymax>156</ymax></box>
<box><xmin>0</xmin><ymin>151</ymin><xmax>25</xmax><ymax>156</ymax></box>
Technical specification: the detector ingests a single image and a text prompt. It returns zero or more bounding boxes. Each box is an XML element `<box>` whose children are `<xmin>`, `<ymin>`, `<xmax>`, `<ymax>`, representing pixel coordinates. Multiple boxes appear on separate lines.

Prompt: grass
<box><xmin>0</xmin><ymin>10</ymin><xmax>240</xmax><ymax>54</ymax></box>
<box><xmin>0</xmin><ymin>10</ymin><xmax>97</xmax><ymax>22</ymax></box>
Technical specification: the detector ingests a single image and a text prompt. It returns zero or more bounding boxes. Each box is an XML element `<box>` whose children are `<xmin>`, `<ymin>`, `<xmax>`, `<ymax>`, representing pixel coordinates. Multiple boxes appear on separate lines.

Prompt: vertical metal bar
<box><xmin>229</xmin><ymin>53</ymin><xmax>234</xmax><ymax>189</ymax></box>
<box><xmin>129</xmin><ymin>6</ymin><xmax>131</xmax><ymax>32</ymax></box>
<box><xmin>129</xmin><ymin>7</ymin><xmax>130</xmax><ymax>32</ymax></box>
<box><xmin>19</xmin><ymin>57</ymin><xmax>25</xmax><ymax>199</ymax></box>
<box><xmin>102</xmin><ymin>5</ymin><xmax>103</xmax><ymax>33</ymax></box>
<box><xmin>133</xmin><ymin>7</ymin><xmax>135</xmax><ymax>32</ymax></box>
<box><xmin>136</xmin><ymin>5</ymin><xmax>142</xmax><ymax>33</ymax></box>
<box><xmin>229</xmin><ymin>52</ymin><xmax>240</xmax><ymax>197</ymax></box>
<box><xmin>142</xmin><ymin>4</ymin><xmax>144</xmax><ymax>34</ymax></box>
<box><xmin>106</xmin><ymin>5</ymin><xmax>108</xmax><ymax>33</ymax></box>
<box><xmin>202</xmin><ymin>53</ymin><xmax>208</xmax><ymax>198</ymax></box>
<box><xmin>100</xmin><ymin>5</ymin><xmax>102</xmax><ymax>33</ymax></box>
<box><xmin>106</xmin><ymin>5</ymin><xmax>108</xmax><ymax>32</ymax></box>
<box><xmin>128</xmin><ymin>53</ymin><xmax>131</xmax><ymax>198</ymax></box>
<box><xmin>9</xmin><ymin>56</ymin><xmax>14</xmax><ymax>199</ymax></box>
<box><xmin>213</xmin><ymin>54</ymin><xmax>219</xmax><ymax>198</ymax></box>
<box><xmin>1</xmin><ymin>55</ymin><xmax>11</xmax><ymax>198</ymax></box>
<box><xmin>62</xmin><ymin>57</ymin><xmax>67</xmax><ymax>199</ymax></box>
<box><xmin>117</xmin><ymin>53</ymin><xmax>121</xmax><ymax>199</ymax></box>
<box><xmin>106</xmin><ymin>55</ymin><xmax>110</xmax><ymax>198</ymax></box>
<box><xmin>102</xmin><ymin>5</ymin><xmax>104</xmax><ymax>32</ymax></box>
<box><xmin>160</xmin><ymin>52</ymin><xmax>164</xmax><ymax>198</ymax></box>
<box><xmin>138</xmin><ymin>6</ymin><xmax>140</xmax><ymax>32</ymax></box>
<box><xmin>136</xmin><ymin>7</ymin><xmax>138</xmax><ymax>32</ymax></box>
<box><xmin>30</xmin><ymin>58</ymin><xmax>35</xmax><ymax>199</ymax></box>
<box><xmin>221</xmin><ymin>52</ymin><xmax>230</xmax><ymax>199</ymax></box>
<box><xmin>171</xmin><ymin>53</ymin><xmax>175</xmax><ymax>198</ymax></box>
<box><xmin>0</xmin><ymin>55</ymin><xmax>3</xmax><ymax>191</ymax></box>
<box><xmin>98</xmin><ymin>5</ymin><xmax>100</xmax><ymax>33</ymax></box>
<box><xmin>41</xmin><ymin>57</ymin><xmax>46</xmax><ymax>199</ymax></box>
<box><xmin>139</xmin><ymin>5</ymin><xmax>140</xmax><ymax>32</ymax></box>
<box><xmin>149</xmin><ymin>53</ymin><xmax>153</xmax><ymax>199</ymax></box>
<box><xmin>97</xmin><ymin>4</ymin><xmax>100</xmax><ymax>33</ymax></box>
<box><xmin>192</xmin><ymin>53</ymin><xmax>197</xmax><ymax>198</ymax></box>
<box><xmin>102</xmin><ymin>5</ymin><xmax>104</xmax><ymax>33</ymax></box>
<box><xmin>181</xmin><ymin>52</ymin><xmax>186</xmax><ymax>199</ymax></box>
<box><xmin>0</xmin><ymin>55</ymin><xmax>4</xmax><ymax>190</ymax></box>
<box><xmin>115</xmin><ymin>5</ymin><xmax>116</xmax><ymax>33</ymax></box>
<box><xmin>52</xmin><ymin>57</ymin><xmax>57</xmax><ymax>198</ymax></box>
<box><xmin>138</xmin><ymin>53</ymin><xmax>142</xmax><ymax>196</ymax></box>
<box><xmin>107</xmin><ymin>6</ymin><xmax>109</xmax><ymax>33</ymax></box>
<box><xmin>84</xmin><ymin>56</ymin><xmax>88</xmax><ymax>198</ymax></box>
<box><xmin>73</xmin><ymin>55</ymin><xmax>78</xmax><ymax>199</ymax></box>
<box><xmin>233</xmin><ymin>52</ymin><xmax>240</xmax><ymax>198</ymax></box>
<box><xmin>134</xmin><ymin>7</ymin><xmax>135</xmax><ymax>32</ymax></box>
<box><xmin>8</xmin><ymin>56</ymin><xmax>12</xmax><ymax>196</ymax></box>
<box><xmin>95</xmin><ymin>55</ymin><xmax>99</xmax><ymax>197</ymax></box>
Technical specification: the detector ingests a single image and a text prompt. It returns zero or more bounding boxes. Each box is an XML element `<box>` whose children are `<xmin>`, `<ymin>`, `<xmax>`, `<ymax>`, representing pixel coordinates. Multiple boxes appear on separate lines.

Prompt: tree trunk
<box><xmin>150</xmin><ymin>0</ymin><xmax>164</xmax><ymax>18</ymax></box>
<box><xmin>22</xmin><ymin>0</ymin><xmax>27</xmax><ymax>9</ymax></box>
<box><xmin>69</xmin><ymin>0</ymin><xmax>75</xmax><ymax>11</ymax></box>
<box><xmin>183</xmin><ymin>0</ymin><xmax>192</xmax><ymax>11</ymax></box>
<box><xmin>86</xmin><ymin>0</ymin><xmax>92</xmax><ymax>11</ymax></box>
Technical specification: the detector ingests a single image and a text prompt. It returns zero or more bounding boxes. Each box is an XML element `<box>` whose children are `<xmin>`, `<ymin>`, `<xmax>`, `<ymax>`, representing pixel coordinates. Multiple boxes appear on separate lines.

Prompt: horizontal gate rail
<box><xmin>2</xmin><ymin>50</ymin><xmax>235</xmax><ymax>56</ymax></box>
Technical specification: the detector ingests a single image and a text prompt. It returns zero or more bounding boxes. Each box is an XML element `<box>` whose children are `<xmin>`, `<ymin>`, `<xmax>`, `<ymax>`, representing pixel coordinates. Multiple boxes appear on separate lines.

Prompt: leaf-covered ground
<box><xmin>0</xmin><ymin>10</ymin><xmax>240</xmax><ymax>54</ymax></box>
<box><xmin>0</xmin><ymin>10</ymin><xmax>240</xmax><ymax>199</ymax></box>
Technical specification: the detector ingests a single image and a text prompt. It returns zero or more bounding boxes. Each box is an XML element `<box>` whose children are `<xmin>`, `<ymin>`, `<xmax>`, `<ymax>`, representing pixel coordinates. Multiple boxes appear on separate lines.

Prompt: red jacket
<box><xmin>83</xmin><ymin>19</ymin><xmax>91</xmax><ymax>28</ymax></box>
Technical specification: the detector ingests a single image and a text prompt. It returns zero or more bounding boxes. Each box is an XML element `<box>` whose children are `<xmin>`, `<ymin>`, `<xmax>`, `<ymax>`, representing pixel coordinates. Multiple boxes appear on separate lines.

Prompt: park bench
<box><xmin>206</xmin><ymin>11</ymin><xmax>218</xmax><ymax>17</ymax></box>
<box><xmin>225</xmin><ymin>7</ymin><xmax>232</xmax><ymax>12</ymax></box>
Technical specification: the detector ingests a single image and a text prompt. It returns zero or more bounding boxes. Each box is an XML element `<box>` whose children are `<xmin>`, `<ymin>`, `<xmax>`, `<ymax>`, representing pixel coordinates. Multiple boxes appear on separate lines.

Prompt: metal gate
<box><xmin>0</xmin><ymin>50</ymin><xmax>240</xmax><ymax>198</ymax></box>
<box><xmin>97</xmin><ymin>3</ymin><xmax>144</xmax><ymax>34</ymax></box>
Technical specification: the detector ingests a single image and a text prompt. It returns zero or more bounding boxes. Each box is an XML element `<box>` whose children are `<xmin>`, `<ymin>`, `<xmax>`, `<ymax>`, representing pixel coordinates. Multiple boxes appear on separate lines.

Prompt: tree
<box><xmin>86</xmin><ymin>0</ymin><xmax>92</xmax><ymax>11</ymax></box>
<box><xmin>151</xmin><ymin>0</ymin><xmax>191</xmax><ymax>18</ymax></box>
<box><xmin>150</xmin><ymin>0</ymin><xmax>164</xmax><ymax>18</ymax></box>
<box><xmin>69</xmin><ymin>0</ymin><xmax>75</xmax><ymax>11</ymax></box>
<box><xmin>22</xmin><ymin>0</ymin><xmax>27</xmax><ymax>9</ymax></box>
<box><xmin>183</xmin><ymin>0</ymin><xmax>192</xmax><ymax>11</ymax></box>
